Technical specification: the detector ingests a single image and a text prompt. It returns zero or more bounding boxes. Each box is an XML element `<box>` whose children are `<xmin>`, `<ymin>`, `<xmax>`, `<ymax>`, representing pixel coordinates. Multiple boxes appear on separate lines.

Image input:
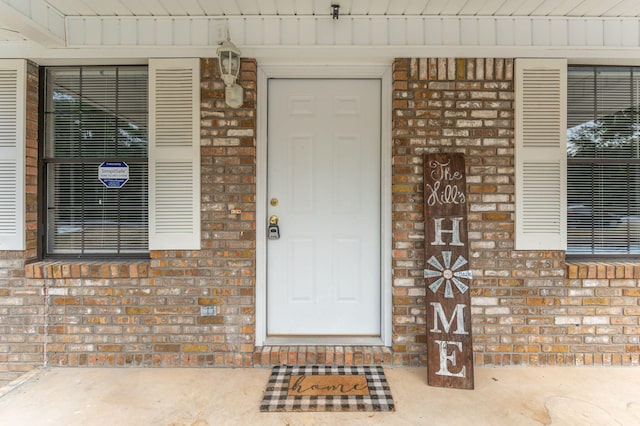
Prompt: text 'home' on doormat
<box><xmin>260</xmin><ymin>365</ymin><xmax>395</xmax><ymax>412</ymax></box>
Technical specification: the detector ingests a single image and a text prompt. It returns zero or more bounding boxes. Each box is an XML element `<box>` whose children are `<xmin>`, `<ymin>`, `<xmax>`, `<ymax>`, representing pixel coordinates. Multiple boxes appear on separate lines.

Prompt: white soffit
<box><xmin>0</xmin><ymin>0</ymin><xmax>65</xmax><ymax>46</ymax></box>
<box><xmin>3</xmin><ymin>0</ymin><xmax>640</xmax><ymax>60</ymax></box>
<box><xmin>64</xmin><ymin>15</ymin><xmax>640</xmax><ymax>50</ymax></box>
<box><xmin>41</xmin><ymin>0</ymin><xmax>640</xmax><ymax>18</ymax></box>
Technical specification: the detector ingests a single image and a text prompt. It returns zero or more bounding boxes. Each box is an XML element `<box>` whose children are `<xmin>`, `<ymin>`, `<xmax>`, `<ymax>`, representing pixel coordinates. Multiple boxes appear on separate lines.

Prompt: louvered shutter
<box><xmin>0</xmin><ymin>60</ymin><xmax>26</xmax><ymax>251</ymax></box>
<box><xmin>149</xmin><ymin>59</ymin><xmax>200</xmax><ymax>250</ymax></box>
<box><xmin>515</xmin><ymin>59</ymin><xmax>567</xmax><ymax>250</ymax></box>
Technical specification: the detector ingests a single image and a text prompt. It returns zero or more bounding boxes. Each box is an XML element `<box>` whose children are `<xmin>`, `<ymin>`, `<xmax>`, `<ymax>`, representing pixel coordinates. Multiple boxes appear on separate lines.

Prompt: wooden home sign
<box><xmin>424</xmin><ymin>153</ymin><xmax>474</xmax><ymax>389</ymax></box>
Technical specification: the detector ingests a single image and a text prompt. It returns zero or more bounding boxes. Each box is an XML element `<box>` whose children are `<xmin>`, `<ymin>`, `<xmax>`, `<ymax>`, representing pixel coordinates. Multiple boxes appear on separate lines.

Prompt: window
<box><xmin>567</xmin><ymin>66</ymin><xmax>640</xmax><ymax>256</ymax></box>
<box><xmin>42</xmin><ymin>66</ymin><xmax>148</xmax><ymax>256</ymax></box>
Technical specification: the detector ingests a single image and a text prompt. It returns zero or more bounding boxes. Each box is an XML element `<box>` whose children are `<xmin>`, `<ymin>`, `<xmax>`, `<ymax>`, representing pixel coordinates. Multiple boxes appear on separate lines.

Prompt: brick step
<box><xmin>253</xmin><ymin>346</ymin><xmax>393</xmax><ymax>366</ymax></box>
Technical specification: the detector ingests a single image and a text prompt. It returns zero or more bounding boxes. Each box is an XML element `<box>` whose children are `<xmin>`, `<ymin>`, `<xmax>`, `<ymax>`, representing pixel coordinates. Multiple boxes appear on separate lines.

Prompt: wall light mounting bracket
<box><xmin>331</xmin><ymin>4</ymin><xmax>340</xmax><ymax>20</ymax></box>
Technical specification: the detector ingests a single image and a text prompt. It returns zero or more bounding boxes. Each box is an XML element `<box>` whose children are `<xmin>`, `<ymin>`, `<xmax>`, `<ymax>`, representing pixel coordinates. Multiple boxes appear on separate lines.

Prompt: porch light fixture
<box><xmin>217</xmin><ymin>34</ymin><xmax>244</xmax><ymax>108</ymax></box>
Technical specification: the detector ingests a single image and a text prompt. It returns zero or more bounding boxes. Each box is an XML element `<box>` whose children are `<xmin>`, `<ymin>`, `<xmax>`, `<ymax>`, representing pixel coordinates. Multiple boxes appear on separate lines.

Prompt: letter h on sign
<box><xmin>423</xmin><ymin>153</ymin><xmax>474</xmax><ymax>390</ymax></box>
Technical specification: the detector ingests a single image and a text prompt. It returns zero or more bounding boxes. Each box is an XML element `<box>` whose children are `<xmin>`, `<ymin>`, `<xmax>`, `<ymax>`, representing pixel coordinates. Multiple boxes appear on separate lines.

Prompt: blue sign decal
<box><xmin>98</xmin><ymin>162</ymin><xmax>129</xmax><ymax>188</ymax></box>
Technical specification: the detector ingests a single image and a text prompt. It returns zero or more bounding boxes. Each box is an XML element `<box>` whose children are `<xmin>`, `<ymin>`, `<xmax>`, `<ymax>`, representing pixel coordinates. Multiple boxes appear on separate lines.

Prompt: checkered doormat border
<box><xmin>260</xmin><ymin>365</ymin><xmax>395</xmax><ymax>412</ymax></box>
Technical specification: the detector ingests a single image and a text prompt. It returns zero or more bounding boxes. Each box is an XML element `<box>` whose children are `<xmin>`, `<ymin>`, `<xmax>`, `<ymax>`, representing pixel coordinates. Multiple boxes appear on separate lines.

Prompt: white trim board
<box><xmin>63</xmin><ymin>16</ymin><xmax>640</xmax><ymax>50</ymax></box>
<box><xmin>8</xmin><ymin>14</ymin><xmax>640</xmax><ymax>62</ymax></box>
<box><xmin>255</xmin><ymin>63</ymin><xmax>393</xmax><ymax>347</ymax></box>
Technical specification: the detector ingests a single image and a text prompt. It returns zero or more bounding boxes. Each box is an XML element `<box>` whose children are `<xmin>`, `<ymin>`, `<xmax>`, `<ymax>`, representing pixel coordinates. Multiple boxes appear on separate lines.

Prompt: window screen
<box><xmin>567</xmin><ymin>66</ymin><xmax>640</xmax><ymax>256</ymax></box>
<box><xmin>43</xmin><ymin>66</ymin><xmax>148</xmax><ymax>255</ymax></box>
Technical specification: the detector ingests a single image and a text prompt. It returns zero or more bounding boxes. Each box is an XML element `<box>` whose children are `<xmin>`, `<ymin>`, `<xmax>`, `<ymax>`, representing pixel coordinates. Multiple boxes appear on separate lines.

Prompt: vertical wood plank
<box><xmin>424</xmin><ymin>153</ymin><xmax>474</xmax><ymax>389</ymax></box>
<box><xmin>263</xmin><ymin>18</ymin><xmax>281</xmax><ymax>45</ymax></box>
<box><xmin>29</xmin><ymin>0</ymin><xmax>48</xmax><ymax>26</ymax></box>
<box><xmin>189</xmin><ymin>19</ymin><xmax>208</xmax><ymax>45</ymax></box>
<box><xmin>369</xmin><ymin>17</ymin><xmax>388</xmax><ymax>45</ymax></box>
<box><xmin>460</xmin><ymin>18</ymin><xmax>477</xmax><ymax>46</ymax></box>
<box><xmin>84</xmin><ymin>18</ymin><xmax>102</xmax><ymax>45</ymax></box>
<box><xmin>513</xmin><ymin>17</ymin><xmax>532</xmax><ymax>46</ymax></box>
<box><xmin>477</xmin><ymin>18</ymin><xmax>495</xmax><ymax>45</ymax></box>
<box><xmin>603</xmin><ymin>19</ymin><xmax>622</xmax><ymax>47</ymax></box>
<box><xmin>586</xmin><ymin>20</ymin><xmax>603</xmax><ymax>46</ymax></box>
<box><xmin>137</xmin><ymin>19</ymin><xmax>155</xmax><ymax>45</ymax></box>
<box><xmin>316</xmin><ymin>18</ymin><xmax>335</xmax><ymax>45</ymax></box>
<box><xmin>406</xmin><ymin>18</ymin><xmax>424</xmax><ymax>45</ymax></box>
<box><xmin>155</xmin><ymin>19</ymin><xmax>173</xmax><ymax>45</ymax></box>
<box><xmin>388</xmin><ymin>17</ymin><xmax>407</xmax><ymax>45</ymax></box>
<box><xmin>245</xmin><ymin>18</ymin><xmax>264</xmax><ymax>45</ymax></box>
<box><xmin>532</xmin><ymin>19</ymin><xmax>551</xmax><ymax>46</ymax></box>
<box><xmin>299</xmin><ymin>18</ymin><xmax>316</xmax><ymax>45</ymax></box>
<box><xmin>352</xmin><ymin>18</ymin><xmax>371</xmax><ymax>45</ymax></box>
<box><xmin>102</xmin><ymin>19</ymin><xmax>120</xmax><ymax>45</ymax></box>
<box><xmin>568</xmin><ymin>19</ymin><xmax>586</xmax><ymax>46</ymax></box>
<box><xmin>441</xmin><ymin>19</ymin><xmax>460</xmax><ymax>45</ymax></box>
<box><xmin>280</xmin><ymin>18</ymin><xmax>299</xmax><ymax>45</ymax></box>
<box><xmin>496</xmin><ymin>18</ymin><xmax>514</xmax><ymax>46</ymax></box>
<box><xmin>120</xmin><ymin>18</ymin><xmax>138</xmax><ymax>45</ymax></box>
<box><xmin>335</xmin><ymin>18</ymin><xmax>353</xmax><ymax>45</ymax></box>
<box><xmin>549</xmin><ymin>19</ymin><xmax>568</xmax><ymax>46</ymax></box>
<box><xmin>173</xmin><ymin>19</ymin><xmax>191</xmax><ymax>45</ymax></box>
<box><xmin>67</xmin><ymin>18</ymin><xmax>85</xmax><ymax>45</ymax></box>
<box><xmin>424</xmin><ymin>18</ymin><xmax>442</xmax><ymax>46</ymax></box>
<box><xmin>620</xmin><ymin>20</ymin><xmax>639</xmax><ymax>47</ymax></box>
<box><xmin>228</xmin><ymin>18</ymin><xmax>245</xmax><ymax>45</ymax></box>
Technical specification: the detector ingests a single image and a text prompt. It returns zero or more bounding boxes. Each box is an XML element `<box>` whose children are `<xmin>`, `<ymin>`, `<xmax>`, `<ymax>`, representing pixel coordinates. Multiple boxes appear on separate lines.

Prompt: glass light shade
<box><xmin>216</xmin><ymin>39</ymin><xmax>241</xmax><ymax>87</ymax></box>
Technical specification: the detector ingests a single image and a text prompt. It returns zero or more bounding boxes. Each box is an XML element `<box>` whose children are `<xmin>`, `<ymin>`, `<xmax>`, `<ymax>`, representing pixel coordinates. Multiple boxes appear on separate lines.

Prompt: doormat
<box><xmin>260</xmin><ymin>365</ymin><xmax>395</xmax><ymax>412</ymax></box>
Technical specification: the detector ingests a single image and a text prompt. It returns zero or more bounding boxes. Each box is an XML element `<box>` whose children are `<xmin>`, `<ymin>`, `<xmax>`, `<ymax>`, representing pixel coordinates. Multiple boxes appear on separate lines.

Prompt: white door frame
<box><xmin>255</xmin><ymin>62</ymin><xmax>393</xmax><ymax>347</ymax></box>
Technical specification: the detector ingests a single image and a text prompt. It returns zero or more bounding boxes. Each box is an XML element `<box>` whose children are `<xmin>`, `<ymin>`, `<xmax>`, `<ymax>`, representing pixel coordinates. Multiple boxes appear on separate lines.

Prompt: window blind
<box><xmin>44</xmin><ymin>66</ymin><xmax>148</xmax><ymax>255</ymax></box>
<box><xmin>567</xmin><ymin>66</ymin><xmax>640</xmax><ymax>256</ymax></box>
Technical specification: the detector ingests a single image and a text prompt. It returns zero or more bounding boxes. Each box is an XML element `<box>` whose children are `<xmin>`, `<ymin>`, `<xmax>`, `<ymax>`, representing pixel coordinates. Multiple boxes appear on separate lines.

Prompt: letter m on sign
<box><xmin>424</xmin><ymin>153</ymin><xmax>474</xmax><ymax>389</ymax></box>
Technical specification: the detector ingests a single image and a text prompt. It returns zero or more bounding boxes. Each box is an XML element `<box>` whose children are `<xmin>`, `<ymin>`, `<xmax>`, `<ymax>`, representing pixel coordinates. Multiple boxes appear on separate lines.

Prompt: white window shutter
<box><xmin>0</xmin><ymin>60</ymin><xmax>26</xmax><ymax>251</ymax></box>
<box><xmin>515</xmin><ymin>59</ymin><xmax>567</xmax><ymax>251</ymax></box>
<box><xmin>149</xmin><ymin>58</ymin><xmax>201</xmax><ymax>250</ymax></box>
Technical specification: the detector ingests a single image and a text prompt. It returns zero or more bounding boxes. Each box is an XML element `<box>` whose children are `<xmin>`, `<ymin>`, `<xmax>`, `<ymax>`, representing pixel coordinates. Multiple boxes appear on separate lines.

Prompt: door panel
<box><xmin>267</xmin><ymin>79</ymin><xmax>381</xmax><ymax>336</ymax></box>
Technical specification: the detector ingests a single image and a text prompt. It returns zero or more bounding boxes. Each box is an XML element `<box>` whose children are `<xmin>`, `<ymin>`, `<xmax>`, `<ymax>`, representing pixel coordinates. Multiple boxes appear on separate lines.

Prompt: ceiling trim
<box><xmin>63</xmin><ymin>15</ymin><xmax>640</xmax><ymax>50</ymax></box>
<box><xmin>0</xmin><ymin>0</ymin><xmax>65</xmax><ymax>47</ymax></box>
<box><xmin>4</xmin><ymin>13</ymin><xmax>640</xmax><ymax>63</ymax></box>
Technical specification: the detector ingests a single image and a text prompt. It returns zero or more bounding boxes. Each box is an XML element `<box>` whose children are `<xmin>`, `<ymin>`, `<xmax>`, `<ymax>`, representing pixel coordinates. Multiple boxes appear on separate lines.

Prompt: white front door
<box><xmin>267</xmin><ymin>79</ymin><xmax>381</xmax><ymax>337</ymax></box>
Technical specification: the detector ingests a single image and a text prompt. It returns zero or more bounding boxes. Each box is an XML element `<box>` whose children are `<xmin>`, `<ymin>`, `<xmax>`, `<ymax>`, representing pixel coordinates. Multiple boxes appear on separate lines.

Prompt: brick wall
<box><xmin>3</xmin><ymin>57</ymin><xmax>639</xmax><ymax>380</ymax></box>
<box><xmin>392</xmin><ymin>57</ymin><xmax>640</xmax><ymax>366</ymax></box>
<box><xmin>17</xmin><ymin>58</ymin><xmax>257</xmax><ymax>370</ymax></box>
<box><xmin>0</xmin><ymin>62</ymin><xmax>42</xmax><ymax>386</ymax></box>
<box><xmin>392</xmin><ymin>58</ymin><xmax>566</xmax><ymax>366</ymax></box>
<box><xmin>564</xmin><ymin>263</ymin><xmax>640</xmax><ymax>365</ymax></box>
<box><xmin>28</xmin><ymin>261</ymin><xmax>151</xmax><ymax>367</ymax></box>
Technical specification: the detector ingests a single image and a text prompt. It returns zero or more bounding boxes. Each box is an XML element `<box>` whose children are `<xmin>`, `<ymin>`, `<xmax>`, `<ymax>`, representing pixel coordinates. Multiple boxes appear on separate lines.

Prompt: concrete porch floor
<box><xmin>1</xmin><ymin>367</ymin><xmax>639</xmax><ymax>425</ymax></box>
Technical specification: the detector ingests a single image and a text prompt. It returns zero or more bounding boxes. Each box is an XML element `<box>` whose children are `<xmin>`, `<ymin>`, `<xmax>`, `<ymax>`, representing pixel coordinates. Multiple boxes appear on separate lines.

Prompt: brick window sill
<box><xmin>25</xmin><ymin>260</ymin><xmax>149</xmax><ymax>279</ymax></box>
<box><xmin>566</xmin><ymin>261</ymin><xmax>640</xmax><ymax>280</ymax></box>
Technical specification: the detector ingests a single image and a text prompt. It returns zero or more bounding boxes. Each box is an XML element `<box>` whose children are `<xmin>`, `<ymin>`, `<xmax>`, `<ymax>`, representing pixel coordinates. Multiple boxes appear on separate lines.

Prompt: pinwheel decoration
<box><xmin>424</xmin><ymin>251</ymin><xmax>473</xmax><ymax>299</ymax></box>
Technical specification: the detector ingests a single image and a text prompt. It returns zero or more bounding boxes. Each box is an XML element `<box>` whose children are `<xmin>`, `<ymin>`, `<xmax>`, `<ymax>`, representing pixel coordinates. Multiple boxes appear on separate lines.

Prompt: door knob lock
<box><xmin>268</xmin><ymin>216</ymin><xmax>280</xmax><ymax>240</ymax></box>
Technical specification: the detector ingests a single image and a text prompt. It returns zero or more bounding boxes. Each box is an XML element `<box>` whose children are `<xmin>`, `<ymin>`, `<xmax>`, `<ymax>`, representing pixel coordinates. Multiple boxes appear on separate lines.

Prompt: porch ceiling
<box><xmin>2</xmin><ymin>0</ymin><xmax>640</xmax><ymax>62</ymax></box>
<box><xmin>39</xmin><ymin>0</ymin><xmax>640</xmax><ymax>18</ymax></box>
